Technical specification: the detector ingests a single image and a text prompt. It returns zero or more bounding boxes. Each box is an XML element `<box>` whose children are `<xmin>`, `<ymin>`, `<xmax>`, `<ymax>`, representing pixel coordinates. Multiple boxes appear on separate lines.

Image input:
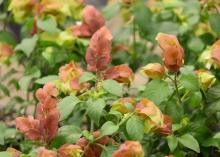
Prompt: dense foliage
<box><xmin>1</xmin><ymin>0</ymin><xmax>220</xmax><ymax>157</ymax></box>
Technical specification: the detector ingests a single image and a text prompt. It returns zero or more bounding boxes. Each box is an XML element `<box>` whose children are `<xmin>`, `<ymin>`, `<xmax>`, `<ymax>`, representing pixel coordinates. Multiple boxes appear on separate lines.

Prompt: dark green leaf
<box><xmin>209</xmin><ymin>13</ymin><xmax>220</xmax><ymax>37</ymax></box>
<box><xmin>0</xmin><ymin>31</ymin><xmax>16</xmax><ymax>46</ymax></box>
<box><xmin>179</xmin><ymin>67</ymin><xmax>199</xmax><ymax>92</ymax></box>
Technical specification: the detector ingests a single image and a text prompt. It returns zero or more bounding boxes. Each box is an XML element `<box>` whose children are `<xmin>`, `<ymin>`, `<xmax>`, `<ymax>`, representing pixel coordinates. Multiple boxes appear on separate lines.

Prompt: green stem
<box><xmin>90</xmin><ymin>120</ymin><xmax>94</xmax><ymax>132</ymax></box>
<box><xmin>174</xmin><ymin>73</ymin><xmax>182</xmax><ymax>105</ymax></box>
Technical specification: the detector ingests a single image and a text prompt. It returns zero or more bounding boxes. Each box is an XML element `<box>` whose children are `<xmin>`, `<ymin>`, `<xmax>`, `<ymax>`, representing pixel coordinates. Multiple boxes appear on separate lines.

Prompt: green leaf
<box><xmin>37</xmin><ymin>18</ymin><xmax>60</xmax><ymax>33</ymax></box>
<box><xmin>213</xmin><ymin>132</ymin><xmax>220</xmax><ymax>139</ymax></box>
<box><xmin>178</xmin><ymin>134</ymin><xmax>200</xmax><ymax>153</ymax></box>
<box><xmin>141</xmin><ymin>79</ymin><xmax>172</xmax><ymax>104</ymax></box>
<box><xmin>0</xmin><ymin>152</ymin><xmax>12</xmax><ymax>157</ymax></box>
<box><xmin>187</xmin><ymin>92</ymin><xmax>202</xmax><ymax>108</ymax></box>
<box><xmin>0</xmin><ymin>83</ymin><xmax>10</xmax><ymax>96</ymax></box>
<box><xmin>35</xmin><ymin>75</ymin><xmax>59</xmax><ymax>84</ymax></box>
<box><xmin>126</xmin><ymin>115</ymin><xmax>144</xmax><ymax>141</ymax></box>
<box><xmin>133</xmin><ymin>0</ymin><xmax>155</xmax><ymax>41</ymax></box>
<box><xmin>19</xmin><ymin>70</ymin><xmax>41</xmax><ymax>91</ymax></box>
<box><xmin>102</xmin><ymin>2</ymin><xmax>120</xmax><ymax>20</ymax></box>
<box><xmin>179</xmin><ymin>67</ymin><xmax>199</xmax><ymax>92</ymax></box>
<box><xmin>101</xmin><ymin>145</ymin><xmax>118</xmax><ymax>157</ymax></box>
<box><xmin>187</xmin><ymin>37</ymin><xmax>204</xmax><ymax>53</ymax></box>
<box><xmin>58</xmin><ymin>96</ymin><xmax>81</xmax><ymax>121</ymax></box>
<box><xmin>102</xmin><ymin>80</ymin><xmax>123</xmax><ymax>97</ymax></box>
<box><xmin>79</xmin><ymin>72</ymin><xmax>96</xmax><ymax>83</ymax></box>
<box><xmin>167</xmin><ymin>135</ymin><xmax>178</xmax><ymax>152</ymax></box>
<box><xmin>0</xmin><ymin>31</ymin><xmax>16</xmax><ymax>46</ymax></box>
<box><xmin>100</xmin><ymin>121</ymin><xmax>119</xmax><ymax>137</ymax></box>
<box><xmin>87</xmin><ymin>99</ymin><xmax>106</xmax><ymax>124</ymax></box>
<box><xmin>58</xmin><ymin>125</ymin><xmax>82</xmax><ymax>143</ymax></box>
<box><xmin>209</xmin><ymin>13</ymin><xmax>220</xmax><ymax>37</ymax></box>
<box><xmin>15</xmin><ymin>35</ymin><xmax>38</xmax><ymax>57</ymax></box>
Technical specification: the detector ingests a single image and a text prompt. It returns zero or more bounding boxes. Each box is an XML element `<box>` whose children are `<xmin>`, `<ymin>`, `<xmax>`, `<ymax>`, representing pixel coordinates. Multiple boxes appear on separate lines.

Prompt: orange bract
<box><xmin>113</xmin><ymin>141</ymin><xmax>144</xmax><ymax>157</ymax></box>
<box><xmin>16</xmin><ymin>83</ymin><xmax>60</xmax><ymax>143</ymax></box>
<box><xmin>156</xmin><ymin>33</ymin><xmax>184</xmax><ymax>72</ymax></box>
<box><xmin>37</xmin><ymin>147</ymin><xmax>57</xmax><ymax>157</ymax></box>
<box><xmin>141</xmin><ymin>63</ymin><xmax>165</xmax><ymax>79</ymax></box>
<box><xmin>86</xmin><ymin>26</ymin><xmax>113</xmax><ymax>72</ymax></box>
<box><xmin>58</xmin><ymin>144</ymin><xmax>82</xmax><ymax>157</ymax></box>
<box><xmin>70</xmin><ymin>5</ymin><xmax>105</xmax><ymax>37</ymax></box>
<box><xmin>104</xmin><ymin>64</ymin><xmax>134</xmax><ymax>84</ymax></box>
<box><xmin>211</xmin><ymin>39</ymin><xmax>220</xmax><ymax>67</ymax></box>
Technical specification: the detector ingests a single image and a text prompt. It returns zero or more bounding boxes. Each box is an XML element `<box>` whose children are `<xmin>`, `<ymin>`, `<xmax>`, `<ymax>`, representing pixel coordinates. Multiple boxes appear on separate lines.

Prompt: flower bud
<box><xmin>111</xmin><ymin>98</ymin><xmax>135</xmax><ymax>114</ymax></box>
<box><xmin>6</xmin><ymin>148</ymin><xmax>21</xmax><ymax>157</ymax></box>
<box><xmin>113</xmin><ymin>141</ymin><xmax>144</xmax><ymax>157</ymax></box>
<box><xmin>211</xmin><ymin>39</ymin><xmax>220</xmax><ymax>68</ymax></box>
<box><xmin>156</xmin><ymin>33</ymin><xmax>184</xmax><ymax>72</ymax></box>
<box><xmin>0</xmin><ymin>43</ymin><xmax>14</xmax><ymax>63</ymax></box>
<box><xmin>140</xmin><ymin>63</ymin><xmax>165</xmax><ymax>79</ymax></box>
<box><xmin>104</xmin><ymin>64</ymin><xmax>134</xmax><ymax>84</ymax></box>
<box><xmin>58</xmin><ymin>144</ymin><xmax>82</xmax><ymax>157</ymax></box>
<box><xmin>8</xmin><ymin>0</ymin><xmax>36</xmax><ymax>23</ymax></box>
<box><xmin>134</xmin><ymin>98</ymin><xmax>164</xmax><ymax>133</ymax></box>
<box><xmin>196</xmin><ymin>69</ymin><xmax>216</xmax><ymax>91</ymax></box>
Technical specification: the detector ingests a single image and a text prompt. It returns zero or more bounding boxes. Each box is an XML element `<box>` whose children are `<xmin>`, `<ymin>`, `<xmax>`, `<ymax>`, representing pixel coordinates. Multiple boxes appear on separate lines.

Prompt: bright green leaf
<box><xmin>79</xmin><ymin>72</ymin><xmax>96</xmax><ymax>83</ymax></box>
<box><xmin>0</xmin><ymin>31</ymin><xmax>16</xmax><ymax>46</ymax></box>
<box><xmin>87</xmin><ymin>99</ymin><xmax>106</xmax><ymax>124</ymax></box>
<box><xmin>100</xmin><ymin>121</ymin><xmax>119</xmax><ymax>138</ymax></box>
<box><xmin>126</xmin><ymin>115</ymin><xmax>144</xmax><ymax>141</ymax></box>
<box><xmin>167</xmin><ymin>135</ymin><xmax>178</xmax><ymax>152</ymax></box>
<box><xmin>58</xmin><ymin>125</ymin><xmax>82</xmax><ymax>143</ymax></box>
<box><xmin>35</xmin><ymin>75</ymin><xmax>59</xmax><ymax>84</ymax></box>
<box><xmin>37</xmin><ymin>18</ymin><xmax>60</xmax><ymax>33</ymax></box>
<box><xmin>102</xmin><ymin>80</ymin><xmax>123</xmax><ymax>97</ymax></box>
<box><xmin>15</xmin><ymin>35</ymin><xmax>38</xmax><ymax>57</ymax></box>
<box><xmin>178</xmin><ymin>134</ymin><xmax>200</xmax><ymax>153</ymax></box>
<box><xmin>141</xmin><ymin>79</ymin><xmax>172</xmax><ymax>104</ymax></box>
<box><xmin>0</xmin><ymin>152</ymin><xmax>12</xmax><ymax>157</ymax></box>
<box><xmin>58</xmin><ymin>96</ymin><xmax>81</xmax><ymax>121</ymax></box>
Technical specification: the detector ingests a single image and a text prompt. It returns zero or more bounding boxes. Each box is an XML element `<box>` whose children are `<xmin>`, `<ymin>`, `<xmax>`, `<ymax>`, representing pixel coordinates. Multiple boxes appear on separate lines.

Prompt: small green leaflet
<box><xmin>35</xmin><ymin>75</ymin><xmax>59</xmax><ymax>84</ymax></box>
<box><xmin>37</xmin><ymin>18</ymin><xmax>60</xmax><ymax>33</ymax></box>
<box><xmin>79</xmin><ymin>72</ymin><xmax>96</xmax><ymax>83</ymax></box>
